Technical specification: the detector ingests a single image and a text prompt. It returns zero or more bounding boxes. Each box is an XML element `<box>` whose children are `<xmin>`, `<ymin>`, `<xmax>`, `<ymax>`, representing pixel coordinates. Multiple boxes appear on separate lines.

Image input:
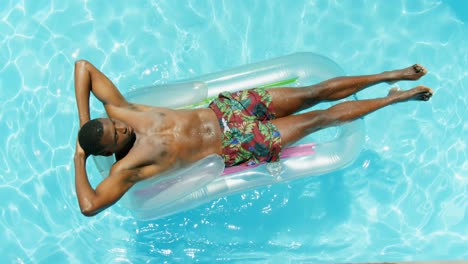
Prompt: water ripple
<box><xmin>0</xmin><ymin>0</ymin><xmax>466</xmax><ymax>262</ymax></box>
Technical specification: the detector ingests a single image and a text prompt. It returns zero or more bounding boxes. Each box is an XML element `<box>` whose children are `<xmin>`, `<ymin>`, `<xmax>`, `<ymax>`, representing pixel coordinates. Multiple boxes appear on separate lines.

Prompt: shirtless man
<box><xmin>74</xmin><ymin>59</ymin><xmax>433</xmax><ymax>216</ymax></box>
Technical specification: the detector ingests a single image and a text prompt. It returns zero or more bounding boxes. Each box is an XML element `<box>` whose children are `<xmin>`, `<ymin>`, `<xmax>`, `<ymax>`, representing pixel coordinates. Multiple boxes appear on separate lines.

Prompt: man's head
<box><xmin>78</xmin><ymin>118</ymin><xmax>135</xmax><ymax>156</ymax></box>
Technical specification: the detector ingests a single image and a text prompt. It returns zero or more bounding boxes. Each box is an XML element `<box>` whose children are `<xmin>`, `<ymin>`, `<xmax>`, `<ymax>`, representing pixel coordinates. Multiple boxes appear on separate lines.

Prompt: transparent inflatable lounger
<box><xmin>93</xmin><ymin>53</ymin><xmax>365</xmax><ymax>220</ymax></box>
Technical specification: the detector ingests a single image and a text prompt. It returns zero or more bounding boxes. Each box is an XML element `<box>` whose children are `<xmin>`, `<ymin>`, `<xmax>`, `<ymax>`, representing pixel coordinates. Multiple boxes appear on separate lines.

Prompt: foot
<box><xmin>386</xmin><ymin>64</ymin><xmax>427</xmax><ymax>83</ymax></box>
<box><xmin>387</xmin><ymin>86</ymin><xmax>433</xmax><ymax>102</ymax></box>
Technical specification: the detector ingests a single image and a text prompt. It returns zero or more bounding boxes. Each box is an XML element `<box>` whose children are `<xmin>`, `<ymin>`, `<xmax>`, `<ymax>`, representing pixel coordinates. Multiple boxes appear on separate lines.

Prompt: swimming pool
<box><xmin>0</xmin><ymin>0</ymin><xmax>466</xmax><ymax>263</ymax></box>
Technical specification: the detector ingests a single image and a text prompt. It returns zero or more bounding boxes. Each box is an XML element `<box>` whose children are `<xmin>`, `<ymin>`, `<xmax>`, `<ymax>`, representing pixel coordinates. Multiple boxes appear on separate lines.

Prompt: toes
<box><xmin>421</xmin><ymin>92</ymin><xmax>432</xmax><ymax>101</ymax></box>
<box><xmin>414</xmin><ymin>65</ymin><xmax>423</xmax><ymax>73</ymax></box>
<box><xmin>413</xmin><ymin>64</ymin><xmax>426</xmax><ymax>74</ymax></box>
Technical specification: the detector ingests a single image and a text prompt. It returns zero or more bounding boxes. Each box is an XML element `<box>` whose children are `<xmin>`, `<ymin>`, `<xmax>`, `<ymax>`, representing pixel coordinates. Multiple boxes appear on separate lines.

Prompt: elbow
<box><xmin>75</xmin><ymin>59</ymin><xmax>89</xmax><ymax>69</ymax></box>
<box><xmin>79</xmin><ymin>201</ymin><xmax>100</xmax><ymax>217</ymax></box>
<box><xmin>81</xmin><ymin>208</ymin><xmax>97</xmax><ymax>217</ymax></box>
<box><xmin>80</xmin><ymin>206</ymin><xmax>98</xmax><ymax>217</ymax></box>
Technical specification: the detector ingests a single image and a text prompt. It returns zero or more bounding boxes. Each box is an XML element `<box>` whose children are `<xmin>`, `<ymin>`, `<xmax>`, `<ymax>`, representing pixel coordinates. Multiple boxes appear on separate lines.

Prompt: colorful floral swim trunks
<box><xmin>208</xmin><ymin>88</ymin><xmax>282</xmax><ymax>167</ymax></box>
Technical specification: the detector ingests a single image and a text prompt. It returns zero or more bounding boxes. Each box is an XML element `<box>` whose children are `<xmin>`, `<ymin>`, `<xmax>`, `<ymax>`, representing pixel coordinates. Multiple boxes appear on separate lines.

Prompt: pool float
<box><xmin>92</xmin><ymin>52</ymin><xmax>365</xmax><ymax>220</ymax></box>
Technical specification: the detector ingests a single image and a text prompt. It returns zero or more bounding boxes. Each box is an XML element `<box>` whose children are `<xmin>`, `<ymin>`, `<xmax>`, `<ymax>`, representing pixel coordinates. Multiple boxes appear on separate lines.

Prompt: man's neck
<box><xmin>115</xmin><ymin>134</ymin><xmax>136</xmax><ymax>161</ymax></box>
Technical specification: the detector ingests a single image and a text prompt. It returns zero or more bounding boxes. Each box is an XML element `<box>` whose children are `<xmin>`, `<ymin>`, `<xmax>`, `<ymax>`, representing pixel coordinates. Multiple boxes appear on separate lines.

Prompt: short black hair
<box><xmin>78</xmin><ymin>119</ymin><xmax>106</xmax><ymax>156</ymax></box>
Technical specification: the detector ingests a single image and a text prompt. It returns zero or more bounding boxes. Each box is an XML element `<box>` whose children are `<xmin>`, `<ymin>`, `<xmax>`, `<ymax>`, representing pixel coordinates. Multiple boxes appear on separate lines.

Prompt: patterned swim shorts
<box><xmin>208</xmin><ymin>88</ymin><xmax>282</xmax><ymax>167</ymax></box>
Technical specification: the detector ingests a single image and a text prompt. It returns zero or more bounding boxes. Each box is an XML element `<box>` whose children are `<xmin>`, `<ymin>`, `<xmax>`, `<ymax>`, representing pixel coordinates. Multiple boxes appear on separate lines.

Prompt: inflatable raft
<box><xmin>92</xmin><ymin>52</ymin><xmax>365</xmax><ymax>220</ymax></box>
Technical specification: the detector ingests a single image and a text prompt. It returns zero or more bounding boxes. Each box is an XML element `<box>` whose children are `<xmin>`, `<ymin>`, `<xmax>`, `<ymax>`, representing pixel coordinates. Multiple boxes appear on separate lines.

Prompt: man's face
<box><xmin>98</xmin><ymin>118</ymin><xmax>134</xmax><ymax>155</ymax></box>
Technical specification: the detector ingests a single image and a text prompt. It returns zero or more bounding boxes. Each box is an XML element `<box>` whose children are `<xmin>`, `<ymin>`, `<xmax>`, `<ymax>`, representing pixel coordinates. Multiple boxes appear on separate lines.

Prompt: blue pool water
<box><xmin>0</xmin><ymin>0</ymin><xmax>466</xmax><ymax>263</ymax></box>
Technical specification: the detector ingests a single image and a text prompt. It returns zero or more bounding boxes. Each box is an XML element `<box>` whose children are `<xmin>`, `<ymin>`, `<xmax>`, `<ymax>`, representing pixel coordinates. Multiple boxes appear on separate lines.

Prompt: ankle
<box><xmin>382</xmin><ymin>70</ymin><xmax>400</xmax><ymax>82</ymax></box>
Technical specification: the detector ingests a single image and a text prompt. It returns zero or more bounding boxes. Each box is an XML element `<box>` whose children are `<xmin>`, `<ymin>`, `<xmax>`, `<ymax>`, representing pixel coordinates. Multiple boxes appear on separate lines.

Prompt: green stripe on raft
<box><xmin>257</xmin><ymin>77</ymin><xmax>298</xmax><ymax>88</ymax></box>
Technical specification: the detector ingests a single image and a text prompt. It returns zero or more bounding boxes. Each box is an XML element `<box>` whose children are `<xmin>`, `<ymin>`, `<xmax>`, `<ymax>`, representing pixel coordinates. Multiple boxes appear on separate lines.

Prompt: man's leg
<box><xmin>271</xmin><ymin>86</ymin><xmax>433</xmax><ymax>147</ymax></box>
<box><xmin>268</xmin><ymin>64</ymin><xmax>427</xmax><ymax>117</ymax></box>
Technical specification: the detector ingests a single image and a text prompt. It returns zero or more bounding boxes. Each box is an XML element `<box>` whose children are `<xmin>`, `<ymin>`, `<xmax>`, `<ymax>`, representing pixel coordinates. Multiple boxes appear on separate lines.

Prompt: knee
<box><xmin>309</xmin><ymin>110</ymin><xmax>338</xmax><ymax>129</ymax></box>
<box><xmin>302</xmin><ymin>84</ymin><xmax>329</xmax><ymax>105</ymax></box>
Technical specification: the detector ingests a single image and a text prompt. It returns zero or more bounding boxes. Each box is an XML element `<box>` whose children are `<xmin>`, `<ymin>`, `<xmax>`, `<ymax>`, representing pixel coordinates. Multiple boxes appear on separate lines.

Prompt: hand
<box><xmin>75</xmin><ymin>139</ymin><xmax>88</xmax><ymax>159</ymax></box>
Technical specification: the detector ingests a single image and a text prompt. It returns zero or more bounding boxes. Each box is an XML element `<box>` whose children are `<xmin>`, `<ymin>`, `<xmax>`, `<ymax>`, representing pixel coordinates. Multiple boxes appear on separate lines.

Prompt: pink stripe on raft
<box><xmin>222</xmin><ymin>142</ymin><xmax>316</xmax><ymax>175</ymax></box>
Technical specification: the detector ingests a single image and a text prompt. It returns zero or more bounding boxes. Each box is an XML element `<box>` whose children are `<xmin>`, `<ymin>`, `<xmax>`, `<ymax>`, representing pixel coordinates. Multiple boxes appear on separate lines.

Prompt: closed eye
<box><xmin>111</xmin><ymin>119</ymin><xmax>118</xmax><ymax>144</ymax></box>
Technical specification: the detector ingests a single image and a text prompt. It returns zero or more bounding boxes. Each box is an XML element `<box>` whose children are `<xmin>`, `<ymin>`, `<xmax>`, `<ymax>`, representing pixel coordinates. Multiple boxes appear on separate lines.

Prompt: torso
<box><xmin>107</xmin><ymin>104</ymin><xmax>223</xmax><ymax>181</ymax></box>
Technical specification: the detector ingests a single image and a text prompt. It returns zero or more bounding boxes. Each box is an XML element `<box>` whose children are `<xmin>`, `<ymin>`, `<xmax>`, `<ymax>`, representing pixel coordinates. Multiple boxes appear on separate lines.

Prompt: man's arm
<box><xmin>74</xmin><ymin>142</ymin><xmax>134</xmax><ymax>216</ymax></box>
<box><xmin>73</xmin><ymin>60</ymin><xmax>133</xmax><ymax>216</ymax></box>
<box><xmin>74</xmin><ymin>60</ymin><xmax>129</xmax><ymax>125</ymax></box>
<box><xmin>74</xmin><ymin>142</ymin><xmax>171</xmax><ymax>216</ymax></box>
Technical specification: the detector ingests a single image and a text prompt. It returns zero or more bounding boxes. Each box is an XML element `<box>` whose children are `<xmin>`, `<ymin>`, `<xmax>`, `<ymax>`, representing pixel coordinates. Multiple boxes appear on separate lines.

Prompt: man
<box><xmin>74</xmin><ymin>59</ymin><xmax>433</xmax><ymax>216</ymax></box>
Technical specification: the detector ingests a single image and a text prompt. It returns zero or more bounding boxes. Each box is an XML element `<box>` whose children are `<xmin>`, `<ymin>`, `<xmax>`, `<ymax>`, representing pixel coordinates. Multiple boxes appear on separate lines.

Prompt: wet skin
<box><xmin>73</xmin><ymin>60</ymin><xmax>432</xmax><ymax>216</ymax></box>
